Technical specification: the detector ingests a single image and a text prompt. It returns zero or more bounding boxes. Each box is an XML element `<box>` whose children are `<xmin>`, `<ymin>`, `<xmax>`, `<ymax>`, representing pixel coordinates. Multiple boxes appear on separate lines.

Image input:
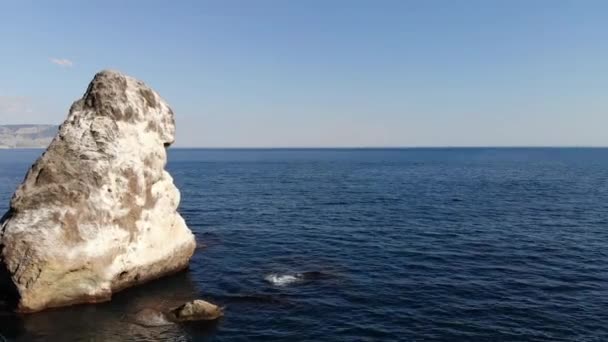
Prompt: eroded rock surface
<box><xmin>0</xmin><ymin>70</ymin><xmax>196</xmax><ymax>313</ymax></box>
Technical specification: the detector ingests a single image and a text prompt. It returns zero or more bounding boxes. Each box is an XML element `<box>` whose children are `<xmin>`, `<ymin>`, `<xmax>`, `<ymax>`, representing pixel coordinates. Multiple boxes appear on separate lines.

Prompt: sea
<box><xmin>0</xmin><ymin>148</ymin><xmax>607</xmax><ymax>341</ymax></box>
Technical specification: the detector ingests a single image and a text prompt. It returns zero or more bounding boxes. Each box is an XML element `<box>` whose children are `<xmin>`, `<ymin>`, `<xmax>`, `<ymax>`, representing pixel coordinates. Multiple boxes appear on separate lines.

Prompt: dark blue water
<box><xmin>1</xmin><ymin>148</ymin><xmax>608</xmax><ymax>341</ymax></box>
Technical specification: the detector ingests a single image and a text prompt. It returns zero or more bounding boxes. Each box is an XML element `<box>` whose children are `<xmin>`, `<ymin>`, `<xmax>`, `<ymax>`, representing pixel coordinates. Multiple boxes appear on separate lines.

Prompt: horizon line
<box><xmin>170</xmin><ymin>145</ymin><xmax>608</xmax><ymax>149</ymax></box>
<box><xmin>5</xmin><ymin>146</ymin><xmax>608</xmax><ymax>151</ymax></box>
<box><xmin>4</xmin><ymin>146</ymin><xmax>608</xmax><ymax>150</ymax></box>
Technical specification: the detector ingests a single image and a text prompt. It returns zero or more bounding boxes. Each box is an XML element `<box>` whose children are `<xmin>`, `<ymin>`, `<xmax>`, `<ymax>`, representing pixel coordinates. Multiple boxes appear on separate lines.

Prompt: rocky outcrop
<box><xmin>0</xmin><ymin>70</ymin><xmax>196</xmax><ymax>313</ymax></box>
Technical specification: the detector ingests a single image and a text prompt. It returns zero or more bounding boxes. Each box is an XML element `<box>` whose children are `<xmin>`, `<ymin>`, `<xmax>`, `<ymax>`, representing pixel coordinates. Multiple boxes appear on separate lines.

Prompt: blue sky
<box><xmin>0</xmin><ymin>0</ymin><xmax>606</xmax><ymax>147</ymax></box>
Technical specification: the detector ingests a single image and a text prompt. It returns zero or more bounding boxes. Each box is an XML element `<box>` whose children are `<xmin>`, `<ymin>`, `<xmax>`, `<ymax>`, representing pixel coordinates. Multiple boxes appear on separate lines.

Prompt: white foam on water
<box><xmin>264</xmin><ymin>273</ymin><xmax>303</xmax><ymax>286</ymax></box>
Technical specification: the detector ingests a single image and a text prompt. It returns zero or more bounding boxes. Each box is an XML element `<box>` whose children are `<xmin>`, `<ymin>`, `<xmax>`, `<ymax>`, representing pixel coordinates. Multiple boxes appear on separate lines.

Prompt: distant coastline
<box><xmin>0</xmin><ymin>125</ymin><xmax>57</xmax><ymax>149</ymax></box>
<box><xmin>1</xmin><ymin>125</ymin><xmax>607</xmax><ymax>150</ymax></box>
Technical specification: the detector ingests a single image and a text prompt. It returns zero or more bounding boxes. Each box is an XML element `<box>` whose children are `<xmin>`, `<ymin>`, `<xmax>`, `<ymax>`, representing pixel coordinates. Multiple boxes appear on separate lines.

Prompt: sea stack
<box><xmin>0</xmin><ymin>70</ymin><xmax>196</xmax><ymax>313</ymax></box>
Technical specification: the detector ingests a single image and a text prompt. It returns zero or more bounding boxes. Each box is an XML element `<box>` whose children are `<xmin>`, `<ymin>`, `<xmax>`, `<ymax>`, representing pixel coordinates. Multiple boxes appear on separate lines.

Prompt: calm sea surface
<box><xmin>1</xmin><ymin>148</ymin><xmax>607</xmax><ymax>341</ymax></box>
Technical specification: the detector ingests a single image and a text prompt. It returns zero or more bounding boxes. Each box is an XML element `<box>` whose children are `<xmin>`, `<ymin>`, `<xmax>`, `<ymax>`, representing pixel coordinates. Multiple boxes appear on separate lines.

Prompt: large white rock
<box><xmin>0</xmin><ymin>70</ymin><xmax>196</xmax><ymax>313</ymax></box>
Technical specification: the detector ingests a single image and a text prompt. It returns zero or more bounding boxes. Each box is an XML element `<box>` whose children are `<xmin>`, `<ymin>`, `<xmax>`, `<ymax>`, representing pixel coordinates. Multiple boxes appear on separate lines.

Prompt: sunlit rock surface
<box><xmin>0</xmin><ymin>70</ymin><xmax>195</xmax><ymax>313</ymax></box>
<box><xmin>169</xmin><ymin>299</ymin><xmax>224</xmax><ymax>322</ymax></box>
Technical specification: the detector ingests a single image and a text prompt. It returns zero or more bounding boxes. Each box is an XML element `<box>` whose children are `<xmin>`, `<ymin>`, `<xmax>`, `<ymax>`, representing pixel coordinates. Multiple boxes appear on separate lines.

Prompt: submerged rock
<box><xmin>132</xmin><ymin>308</ymin><xmax>174</xmax><ymax>327</ymax></box>
<box><xmin>130</xmin><ymin>299</ymin><xmax>223</xmax><ymax>327</ymax></box>
<box><xmin>0</xmin><ymin>70</ymin><xmax>196</xmax><ymax>313</ymax></box>
<box><xmin>168</xmin><ymin>300</ymin><xmax>224</xmax><ymax>322</ymax></box>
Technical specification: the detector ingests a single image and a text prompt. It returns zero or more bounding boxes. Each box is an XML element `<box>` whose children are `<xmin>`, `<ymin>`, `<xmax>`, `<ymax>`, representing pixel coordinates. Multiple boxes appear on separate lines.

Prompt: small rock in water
<box><xmin>169</xmin><ymin>299</ymin><xmax>223</xmax><ymax>322</ymax></box>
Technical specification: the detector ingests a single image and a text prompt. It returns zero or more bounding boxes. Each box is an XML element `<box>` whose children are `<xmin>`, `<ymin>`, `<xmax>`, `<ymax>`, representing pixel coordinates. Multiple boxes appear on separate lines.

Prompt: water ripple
<box><xmin>1</xmin><ymin>148</ymin><xmax>608</xmax><ymax>341</ymax></box>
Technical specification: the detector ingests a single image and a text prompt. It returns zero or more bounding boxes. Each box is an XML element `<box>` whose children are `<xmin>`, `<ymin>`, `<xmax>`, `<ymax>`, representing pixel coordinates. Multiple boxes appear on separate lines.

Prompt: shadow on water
<box><xmin>0</xmin><ymin>271</ymin><xmax>220</xmax><ymax>341</ymax></box>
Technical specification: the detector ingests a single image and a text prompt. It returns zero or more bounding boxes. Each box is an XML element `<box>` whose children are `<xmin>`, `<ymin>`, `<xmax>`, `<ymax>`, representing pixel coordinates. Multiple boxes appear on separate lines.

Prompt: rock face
<box><xmin>0</xmin><ymin>70</ymin><xmax>196</xmax><ymax>313</ymax></box>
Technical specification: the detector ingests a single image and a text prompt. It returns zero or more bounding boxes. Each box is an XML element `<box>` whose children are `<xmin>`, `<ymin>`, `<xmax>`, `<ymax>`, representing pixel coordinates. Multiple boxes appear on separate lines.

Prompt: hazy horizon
<box><xmin>1</xmin><ymin>1</ymin><xmax>607</xmax><ymax>147</ymax></box>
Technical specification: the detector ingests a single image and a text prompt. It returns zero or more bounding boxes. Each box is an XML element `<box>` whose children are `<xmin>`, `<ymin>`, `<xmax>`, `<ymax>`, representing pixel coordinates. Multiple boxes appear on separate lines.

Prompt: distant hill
<box><xmin>0</xmin><ymin>125</ymin><xmax>58</xmax><ymax>149</ymax></box>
